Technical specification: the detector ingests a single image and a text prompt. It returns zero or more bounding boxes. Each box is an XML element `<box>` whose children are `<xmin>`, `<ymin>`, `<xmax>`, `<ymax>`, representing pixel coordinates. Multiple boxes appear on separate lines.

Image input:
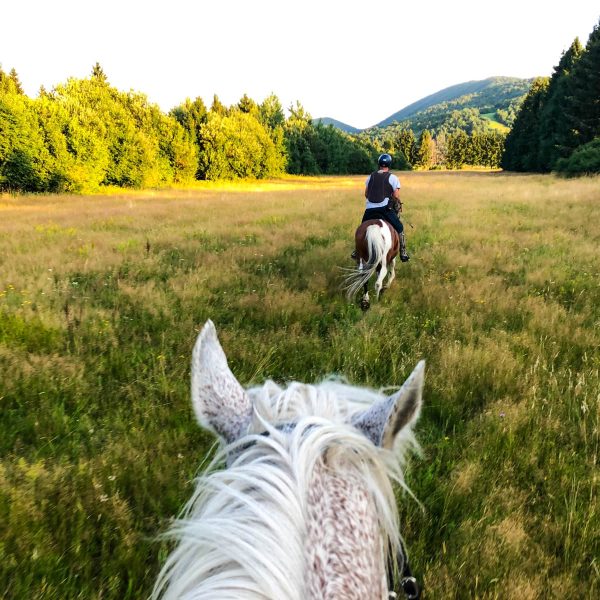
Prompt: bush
<box><xmin>555</xmin><ymin>137</ymin><xmax>600</xmax><ymax>176</ymax></box>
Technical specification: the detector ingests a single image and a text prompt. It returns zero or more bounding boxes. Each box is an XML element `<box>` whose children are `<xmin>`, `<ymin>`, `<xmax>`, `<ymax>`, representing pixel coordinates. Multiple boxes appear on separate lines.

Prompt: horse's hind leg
<box><xmin>360</xmin><ymin>282</ymin><xmax>370</xmax><ymax>311</ymax></box>
<box><xmin>384</xmin><ymin>257</ymin><xmax>396</xmax><ymax>290</ymax></box>
<box><xmin>375</xmin><ymin>262</ymin><xmax>387</xmax><ymax>300</ymax></box>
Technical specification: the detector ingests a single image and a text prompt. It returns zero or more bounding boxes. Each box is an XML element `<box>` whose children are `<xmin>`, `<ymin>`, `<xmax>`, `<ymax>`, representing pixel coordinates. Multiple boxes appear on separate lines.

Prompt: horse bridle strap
<box><xmin>387</xmin><ymin>538</ymin><xmax>420</xmax><ymax>600</ymax></box>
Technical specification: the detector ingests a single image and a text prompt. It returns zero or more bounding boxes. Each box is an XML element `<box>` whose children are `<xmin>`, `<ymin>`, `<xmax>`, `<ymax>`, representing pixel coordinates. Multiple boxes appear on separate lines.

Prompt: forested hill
<box><xmin>316</xmin><ymin>76</ymin><xmax>532</xmax><ymax>136</ymax></box>
<box><xmin>375</xmin><ymin>77</ymin><xmax>531</xmax><ymax>128</ymax></box>
<box><xmin>314</xmin><ymin>117</ymin><xmax>360</xmax><ymax>134</ymax></box>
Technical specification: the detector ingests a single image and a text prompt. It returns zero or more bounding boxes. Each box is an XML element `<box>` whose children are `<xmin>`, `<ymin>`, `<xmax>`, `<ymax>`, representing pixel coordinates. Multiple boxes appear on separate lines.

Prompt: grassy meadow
<box><xmin>1</xmin><ymin>172</ymin><xmax>599</xmax><ymax>599</ymax></box>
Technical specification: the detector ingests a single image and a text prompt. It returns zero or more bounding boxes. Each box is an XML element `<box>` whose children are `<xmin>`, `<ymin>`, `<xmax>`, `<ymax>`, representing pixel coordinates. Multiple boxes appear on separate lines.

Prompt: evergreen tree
<box><xmin>287</xmin><ymin>101</ymin><xmax>312</xmax><ymax>131</ymax></box>
<box><xmin>91</xmin><ymin>62</ymin><xmax>108</xmax><ymax>83</ymax></box>
<box><xmin>0</xmin><ymin>65</ymin><xmax>22</xmax><ymax>95</ymax></box>
<box><xmin>310</xmin><ymin>123</ymin><xmax>340</xmax><ymax>173</ymax></box>
<box><xmin>284</xmin><ymin>101</ymin><xmax>319</xmax><ymax>175</ymax></box>
<box><xmin>170</xmin><ymin>97</ymin><xmax>208</xmax><ymax>145</ymax></box>
<box><xmin>258</xmin><ymin>94</ymin><xmax>285</xmax><ymax>131</ymax></box>
<box><xmin>394</xmin><ymin>128</ymin><xmax>416</xmax><ymax>166</ymax></box>
<box><xmin>563</xmin><ymin>19</ymin><xmax>600</xmax><ymax>153</ymax></box>
<box><xmin>286</xmin><ymin>131</ymin><xmax>319</xmax><ymax>175</ymax></box>
<box><xmin>257</xmin><ymin>94</ymin><xmax>287</xmax><ymax>173</ymax></box>
<box><xmin>501</xmin><ymin>77</ymin><xmax>549</xmax><ymax>171</ymax></box>
<box><xmin>210</xmin><ymin>94</ymin><xmax>228</xmax><ymax>116</ymax></box>
<box><xmin>415</xmin><ymin>129</ymin><xmax>434</xmax><ymax>169</ymax></box>
<box><xmin>346</xmin><ymin>139</ymin><xmax>376</xmax><ymax>174</ymax></box>
<box><xmin>390</xmin><ymin>150</ymin><xmax>411</xmax><ymax>171</ymax></box>
<box><xmin>237</xmin><ymin>93</ymin><xmax>258</xmax><ymax>116</ymax></box>
<box><xmin>501</xmin><ymin>18</ymin><xmax>600</xmax><ymax>174</ymax></box>
<box><xmin>482</xmin><ymin>132</ymin><xmax>506</xmax><ymax>168</ymax></box>
<box><xmin>468</xmin><ymin>132</ymin><xmax>484</xmax><ymax>165</ymax></box>
<box><xmin>446</xmin><ymin>130</ymin><xmax>469</xmax><ymax>169</ymax></box>
<box><xmin>538</xmin><ymin>38</ymin><xmax>584</xmax><ymax>171</ymax></box>
<box><xmin>8</xmin><ymin>68</ymin><xmax>24</xmax><ymax>95</ymax></box>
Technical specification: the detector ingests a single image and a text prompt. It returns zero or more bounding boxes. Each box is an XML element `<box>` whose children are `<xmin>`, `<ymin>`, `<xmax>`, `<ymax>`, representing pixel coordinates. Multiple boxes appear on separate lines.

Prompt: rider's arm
<box><xmin>390</xmin><ymin>173</ymin><xmax>401</xmax><ymax>208</ymax></box>
<box><xmin>392</xmin><ymin>187</ymin><xmax>401</xmax><ymax>211</ymax></box>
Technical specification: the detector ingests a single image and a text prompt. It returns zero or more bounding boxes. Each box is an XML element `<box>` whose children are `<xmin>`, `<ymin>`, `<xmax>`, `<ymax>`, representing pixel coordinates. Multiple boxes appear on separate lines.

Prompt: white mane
<box><xmin>152</xmin><ymin>379</ymin><xmax>419</xmax><ymax>600</ymax></box>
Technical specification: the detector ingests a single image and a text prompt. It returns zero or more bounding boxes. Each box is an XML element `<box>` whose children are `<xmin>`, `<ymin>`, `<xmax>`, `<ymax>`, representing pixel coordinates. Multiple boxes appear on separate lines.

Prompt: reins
<box><xmin>387</xmin><ymin>538</ymin><xmax>420</xmax><ymax>600</ymax></box>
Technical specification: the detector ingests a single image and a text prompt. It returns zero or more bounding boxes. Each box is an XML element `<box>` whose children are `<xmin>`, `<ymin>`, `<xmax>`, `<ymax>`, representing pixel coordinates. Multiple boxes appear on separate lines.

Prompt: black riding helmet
<box><xmin>378</xmin><ymin>153</ymin><xmax>392</xmax><ymax>168</ymax></box>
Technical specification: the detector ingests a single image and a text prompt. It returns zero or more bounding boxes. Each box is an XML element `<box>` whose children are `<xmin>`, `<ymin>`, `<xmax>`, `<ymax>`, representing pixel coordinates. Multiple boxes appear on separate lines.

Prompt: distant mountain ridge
<box><xmin>314</xmin><ymin>117</ymin><xmax>360</xmax><ymax>134</ymax></box>
<box><xmin>314</xmin><ymin>76</ymin><xmax>533</xmax><ymax>134</ymax></box>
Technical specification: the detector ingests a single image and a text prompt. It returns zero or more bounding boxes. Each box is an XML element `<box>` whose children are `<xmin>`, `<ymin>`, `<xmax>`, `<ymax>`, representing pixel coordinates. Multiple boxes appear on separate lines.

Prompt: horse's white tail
<box><xmin>344</xmin><ymin>224</ymin><xmax>387</xmax><ymax>300</ymax></box>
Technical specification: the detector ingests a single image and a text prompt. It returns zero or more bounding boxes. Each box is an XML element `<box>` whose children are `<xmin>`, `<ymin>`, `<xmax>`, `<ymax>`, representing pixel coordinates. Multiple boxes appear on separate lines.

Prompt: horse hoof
<box><xmin>360</xmin><ymin>299</ymin><xmax>370</xmax><ymax>311</ymax></box>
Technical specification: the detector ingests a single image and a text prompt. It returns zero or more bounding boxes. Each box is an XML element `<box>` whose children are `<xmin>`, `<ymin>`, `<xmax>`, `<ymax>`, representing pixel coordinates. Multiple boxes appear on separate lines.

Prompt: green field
<box><xmin>480</xmin><ymin>112</ymin><xmax>510</xmax><ymax>133</ymax></box>
<box><xmin>1</xmin><ymin>172</ymin><xmax>599</xmax><ymax>599</ymax></box>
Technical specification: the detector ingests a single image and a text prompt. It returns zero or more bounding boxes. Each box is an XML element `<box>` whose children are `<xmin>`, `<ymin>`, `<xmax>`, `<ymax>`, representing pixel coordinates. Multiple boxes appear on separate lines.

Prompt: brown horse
<box><xmin>344</xmin><ymin>219</ymin><xmax>400</xmax><ymax>310</ymax></box>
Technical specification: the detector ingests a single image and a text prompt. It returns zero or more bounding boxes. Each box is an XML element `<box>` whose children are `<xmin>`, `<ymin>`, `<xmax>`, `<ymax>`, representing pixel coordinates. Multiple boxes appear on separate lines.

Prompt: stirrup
<box><xmin>350</xmin><ymin>249</ymin><xmax>358</xmax><ymax>260</ymax></box>
<box><xmin>400</xmin><ymin>253</ymin><xmax>410</xmax><ymax>263</ymax></box>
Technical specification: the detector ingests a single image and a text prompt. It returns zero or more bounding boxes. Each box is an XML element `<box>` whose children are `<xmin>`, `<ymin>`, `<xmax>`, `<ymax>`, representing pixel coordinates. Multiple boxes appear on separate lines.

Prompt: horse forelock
<box><xmin>154</xmin><ymin>380</ymin><xmax>416</xmax><ymax>600</ymax></box>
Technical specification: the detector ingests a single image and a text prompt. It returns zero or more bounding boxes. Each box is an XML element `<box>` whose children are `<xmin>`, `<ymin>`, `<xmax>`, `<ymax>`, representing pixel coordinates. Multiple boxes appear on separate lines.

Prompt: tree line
<box><xmin>0</xmin><ymin>64</ymin><xmax>197</xmax><ymax>192</ymax></box>
<box><xmin>0</xmin><ymin>61</ymin><xmax>513</xmax><ymax>193</ymax></box>
<box><xmin>502</xmin><ymin>18</ymin><xmax>600</xmax><ymax>176</ymax></box>
<box><xmin>0</xmin><ymin>64</ymin><xmax>388</xmax><ymax>193</ymax></box>
<box><xmin>6</xmin><ymin>16</ymin><xmax>598</xmax><ymax>195</ymax></box>
<box><xmin>371</xmin><ymin>127</ymin><xmax>505</xmax><ymax>171</ymax></box>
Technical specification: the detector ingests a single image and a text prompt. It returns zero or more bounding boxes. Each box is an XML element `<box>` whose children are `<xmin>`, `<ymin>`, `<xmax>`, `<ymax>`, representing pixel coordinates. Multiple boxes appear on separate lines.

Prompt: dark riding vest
<box><xmin>366</xmin><ymin>171</ymin><xmax>393</xmax><ymax>204</ymax></box>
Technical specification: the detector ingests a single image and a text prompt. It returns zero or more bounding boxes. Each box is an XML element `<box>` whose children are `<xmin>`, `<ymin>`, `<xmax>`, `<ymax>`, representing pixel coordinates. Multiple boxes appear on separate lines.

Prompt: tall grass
<box><xmin>1</xmin><ymin>172</ymin><xmax>598</xmax><ymax>599</ymax></box>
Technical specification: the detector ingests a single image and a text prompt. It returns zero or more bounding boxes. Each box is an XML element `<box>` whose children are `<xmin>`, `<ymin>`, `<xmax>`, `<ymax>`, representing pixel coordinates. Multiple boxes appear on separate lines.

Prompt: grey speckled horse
<box><xmin>153</xmin><ymin>320</ymin><xmax>424</xmax><ymax>600</ymax></box>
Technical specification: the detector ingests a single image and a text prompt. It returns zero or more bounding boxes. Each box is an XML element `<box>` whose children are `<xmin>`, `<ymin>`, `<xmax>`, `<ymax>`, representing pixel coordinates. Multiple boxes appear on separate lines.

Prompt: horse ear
<box><xmin>191</xmin><ymin>320</ymin><xmax>252</xmax><ymax>444</ymax></box>
<box><xmin>352</xmin><ymin>361</ymin><xmax>424</xmax><ymax>448</ymax></box>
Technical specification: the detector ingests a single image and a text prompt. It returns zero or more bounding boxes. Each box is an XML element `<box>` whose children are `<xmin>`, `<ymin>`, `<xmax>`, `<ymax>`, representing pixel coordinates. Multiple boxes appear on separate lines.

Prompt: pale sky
<box><xmin>2</xmin><ymin>1</ymin><xmax>599</xmax><ymax>129</ymax></box>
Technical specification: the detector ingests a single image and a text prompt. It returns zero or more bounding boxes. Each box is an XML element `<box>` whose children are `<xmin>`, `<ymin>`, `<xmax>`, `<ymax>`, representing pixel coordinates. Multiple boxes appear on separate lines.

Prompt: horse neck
<box><xmin>155</xmin><ymin>383</ymin><xmax>404</xmax><ymax>600</ymax></box>
<box><xmin>305</xmin><ymin>453</ymin><xmax>388</xmax><ymax>598</ymax></box>
<box><xmin>250</xmin><ymin>383</ymin><xmax>402</xmax><ymax>599</ymax></box>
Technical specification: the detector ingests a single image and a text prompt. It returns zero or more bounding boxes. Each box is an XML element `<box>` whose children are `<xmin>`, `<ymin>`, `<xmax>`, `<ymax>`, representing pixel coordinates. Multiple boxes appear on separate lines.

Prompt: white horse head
<box><xmin>153</xmin><ymin>320</ymin><xmax>425</xmax><ymax>600</ymax></box>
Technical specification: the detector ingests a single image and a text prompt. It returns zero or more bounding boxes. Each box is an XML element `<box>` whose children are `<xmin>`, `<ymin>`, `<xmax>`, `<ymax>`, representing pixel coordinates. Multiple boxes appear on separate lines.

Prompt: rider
<box><xmin>352</xmin><ymin>153</ymin><xmax>409</xmax><ymax>262</ymax></box>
